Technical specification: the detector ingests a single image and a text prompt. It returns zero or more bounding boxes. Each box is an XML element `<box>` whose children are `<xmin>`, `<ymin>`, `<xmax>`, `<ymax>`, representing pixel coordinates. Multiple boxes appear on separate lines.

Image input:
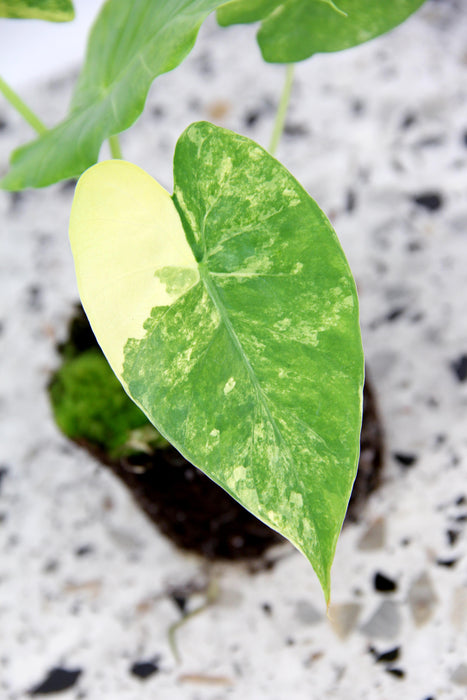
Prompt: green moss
<box><xmin>49</xmin><ymin>347</ymin><xmax>166</xmax><ymax>457</ymax></box>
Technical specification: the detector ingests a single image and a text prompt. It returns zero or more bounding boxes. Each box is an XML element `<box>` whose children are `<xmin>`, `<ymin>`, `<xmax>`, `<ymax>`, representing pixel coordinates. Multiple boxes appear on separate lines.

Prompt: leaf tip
<box><xmin>322</xmin><ymin>571</ymin><xmax>332</xmax><ymax>609</ymax></box>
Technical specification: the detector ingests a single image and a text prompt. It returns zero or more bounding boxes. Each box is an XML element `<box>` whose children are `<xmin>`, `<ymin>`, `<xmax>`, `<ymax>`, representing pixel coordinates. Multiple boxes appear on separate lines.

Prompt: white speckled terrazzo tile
<box><xmin>1</xmin><ymin>2</ymin><xmax>467</xmax><ymax>698</ymax></box>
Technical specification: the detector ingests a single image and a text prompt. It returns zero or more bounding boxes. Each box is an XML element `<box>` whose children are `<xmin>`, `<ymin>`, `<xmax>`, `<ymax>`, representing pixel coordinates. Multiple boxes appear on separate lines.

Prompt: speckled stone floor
<box><xmin>1</xmin><ymin>2</ymin><xmax>466</xmax><ymax>698</ymax></box>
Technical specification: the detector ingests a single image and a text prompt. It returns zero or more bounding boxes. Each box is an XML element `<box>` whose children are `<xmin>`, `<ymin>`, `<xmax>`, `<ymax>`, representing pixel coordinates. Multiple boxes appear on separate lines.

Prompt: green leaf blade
<box><xmin>126</xmin><ymin>123</ymin><xmax>363</xmax><ymax>599</ymax></box>
<box><xmin>217</xmin><ymin>0</ymin><xmax>280</xmax><ymax>26</ymax></box>
<box><xmin>0</xmin><ymin>0</ymin><xmax>74</xmax><ymax>21</ymax></box>
<box><xmin>69</xmin><ymin>124</ymin><xmax>364</xmax><ymax>601</ymax></box>
<box><xmin>0</xmin><ymin>0</ymin><xmax>228</xmax><ymax>190</ymax></box>
<box><xmin>217</xmin><ymin>0</ymin><xmax>427</xmax><ymax>63</ymax></box>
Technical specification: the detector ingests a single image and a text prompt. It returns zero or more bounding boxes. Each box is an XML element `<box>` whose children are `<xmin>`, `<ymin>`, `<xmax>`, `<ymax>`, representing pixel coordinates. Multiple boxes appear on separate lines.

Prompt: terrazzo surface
<box><xmin>1</xmin><ymin>1</ymin><xmax>467</xmax><ymax>698</ymax></box>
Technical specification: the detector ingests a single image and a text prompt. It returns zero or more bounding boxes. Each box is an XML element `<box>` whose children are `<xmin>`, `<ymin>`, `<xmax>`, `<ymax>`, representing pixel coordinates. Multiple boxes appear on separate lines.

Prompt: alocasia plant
<box><xmin>0</xmin><ymin>0</ymin><xmax>427</xmax><ymax>601</ymax></box>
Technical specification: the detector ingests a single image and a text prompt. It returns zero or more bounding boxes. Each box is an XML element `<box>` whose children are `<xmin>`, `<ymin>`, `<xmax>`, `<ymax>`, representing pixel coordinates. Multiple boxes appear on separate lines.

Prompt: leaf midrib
<box><xmin>198</xmin><ymin>262</ymin><xmax>294</xmax><ymax>467</ymax></box>
<box><xmin>197</xmin><ymin>264</ymin><xmax>325</xmax><ymax>560</ymax></box>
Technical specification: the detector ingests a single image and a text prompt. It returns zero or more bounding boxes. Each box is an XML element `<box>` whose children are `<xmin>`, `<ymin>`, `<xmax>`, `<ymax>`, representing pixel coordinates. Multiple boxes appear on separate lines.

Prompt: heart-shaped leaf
<box><xmin>217</xmin><ymin>0</ymin><xmax>427</xmax><ymax>63</ymax></box>
<box><xmin>0</xmin><ymin>0</ymin><xmax>74</xmax><ymax>21</ymax></box>
<box><xmin>0</xmin><ymin>0</ymin><xmax>228</xmax><ymax>190</ymax></box>
<box><xmin>69</xmin><ymin>122</ymin><xmax>364</xmax><ymax>601</ymax></box>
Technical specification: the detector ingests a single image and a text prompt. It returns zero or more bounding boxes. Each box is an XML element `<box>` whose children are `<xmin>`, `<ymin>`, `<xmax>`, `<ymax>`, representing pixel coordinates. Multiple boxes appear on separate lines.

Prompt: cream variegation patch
<box><xmin>69</xmin><ymin>160</ymin><xmax>198</xmax><ymax>379</ymax></box>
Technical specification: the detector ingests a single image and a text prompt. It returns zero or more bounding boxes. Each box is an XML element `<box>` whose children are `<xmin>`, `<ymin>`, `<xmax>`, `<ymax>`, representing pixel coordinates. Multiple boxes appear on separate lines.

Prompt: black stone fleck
<box><xmin>171</xmin><ymin>593</ymin><xmax>187</xmax><ymax>613</ymax></box>
<box><xmin>187</xmin><ymin>98</ymin><xmax>201</xmax><ymax>112</ymax></box>
<box><xmin>456</xmin><ymin>495</ymin><xmax>466</xmax><ymax>506</ymax></box>
<box><xmin>0</xmin><ymin>466</ymin><xmax>8</xmax><ymax>492</ymax></box>
<box><xmin>374</xmin><ymin>572</ymin><xmax>397</xmax><ymax>592</ymax></box>
<box><xmin>447</xmin><ymin>529</ymin><xmax>460</xmax><ymax>546</ymax></box>
<box><xmin>463</xmin><ymin>130</ymin><xmax>467</xmax><ymax>147</ymax></box>
<box><xmin>8</xmin><ymin>534</ymin><xmax>19</xmax><ymax>548</ymax></box>
<box><xmin>75</xmin><ymin>545</ymin><xmax>93</xmax><ymax>557</ymax></box>
<box><xmin>244</xmin><ymin>110</ymin><xmax>261</xmax><ymax>127</ymax></box>
<box><xmin>152</xmin><ymin>105</ymin><xmax>165</xmax><ymax>119</ymax></box>
<box><xmin>414</xmin><ymin>135</ymin><xmax>444</xmax><ymax>148</ymax></box>
<box><xmin>345</xmin><ymin>189</ymin><xmax>357</xmax><ymax>213</ymax></box>
<box><xmin>393</xmin><ymin>453</ymin><xmax>417</xmax><ymax>468</ymax></box>
<box><xmin>0</xmin><ymin>116</ymin><xmax>7</xmax><ymax>131</ymax></box>
<box><xmin>376</xmin><ymin>646</ymin><xmax>401</xmax><ymax>663</ymax></box>
<box><xmin>43</xmin><ymin>559</ymin><xmax>59</xmax><ymax>574</ymax></box>
<box><xmin>9</xmin><ymin>191</ymin><xmax>24</xmax><ymax>211</ymax></box>
<box><xmin>283</xmin><ymin>123</ymin><xmax>308</xmax><ymax>137</ymax></box>
<box><xmin>195</xmin><ymin>53</ymin><xmax>213</xmax><ymax>75</ymax></box>
<box><xmin>450</xmin><ymin>354</ymin><xmax>467</xmax><ymax>382</ymax></box>
<box><xmin>400</xmin><ymin>113</ymin><xmax>417</xmax><ymax>129</ymax></box>
<box><xmin>130</xmin><ymin>660</ymin><xmax>159</xmax><ymax>680</ymax></box>
<box><xmin>262</xmin><ymin>602</ymin><xmax>273</xmax><ymax>616</ymax></box>
<box><xmin>386</xmin><ymin>668</ymin><xmax>405</xmax><ymax>679</ymax></box>
<box><xmin>411</xmin><ymin>192</ymin><xmax>443</xmax><ymax>212</ymax></box>
<box><xmin>351</xmin><ymin>98</ymin><xmax>365</xmax><ymax>115</ymax></box>
<box><xmin>27</xmin><ymin>285</ymin><xmax>42</xmax><ymax>311</ymax></box>
<box><xmin>386</xmin><ymin>307</ymin><xmax>405</xmax><ymax>322</ymax></box>
<box><xmin>436</xmin><ymin>557</ymin><xmax>458</xmax><ymax>568</ymax></box>
<box><xmin>28</xmin><ymin>667</ymin><xmax>82</xmax><ymax>695</ymax></box>
<box><xmin>392</xmin><ymin>158</ymin><xmax>405</xmax><ymax>173</ymax></box>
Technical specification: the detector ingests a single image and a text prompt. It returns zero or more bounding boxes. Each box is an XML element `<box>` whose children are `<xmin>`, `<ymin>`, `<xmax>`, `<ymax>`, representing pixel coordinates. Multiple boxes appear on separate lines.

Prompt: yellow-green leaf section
<box><xmin>0</xmin><ymin>0</ymin><xmax>74</xmax><ymax>21</ymax></box>
<box><xmin>69</xmin><ymin>122</ymin><xmax>364</xmax><ymax>602</ymax></box>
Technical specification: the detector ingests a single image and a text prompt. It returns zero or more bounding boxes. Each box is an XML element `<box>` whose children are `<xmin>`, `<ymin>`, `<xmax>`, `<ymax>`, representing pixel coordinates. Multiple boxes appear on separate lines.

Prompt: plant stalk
<box><xmin>109</xmin><ymin>134</ymin><xmax>123</xmax><ymax>159</ymax></box>
<box><xmin>269</xmin><ymin>63</ymin><xmax>295</xmax><ymax>156</ymax></box>
<box><xmin>0</xmin><ymin>75</ymin><xmax>47</xmax><ymax>135</ymax></box>
<box><xmin>167</xmin><ymin>579</ymin><xmax>219</xmax><ymax>663</ymax></box>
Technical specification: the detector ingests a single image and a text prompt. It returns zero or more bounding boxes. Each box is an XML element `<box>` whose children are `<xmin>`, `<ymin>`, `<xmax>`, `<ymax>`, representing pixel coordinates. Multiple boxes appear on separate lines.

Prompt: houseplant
<box><xmin>1</xmin><ymin>0</ymin><xmax>426</xmax><ymax>604</ymax></box>
<box><xmin>2</xmin><ymin>3</ymin><xmax>466</xmax><ymax>696</ymax></box>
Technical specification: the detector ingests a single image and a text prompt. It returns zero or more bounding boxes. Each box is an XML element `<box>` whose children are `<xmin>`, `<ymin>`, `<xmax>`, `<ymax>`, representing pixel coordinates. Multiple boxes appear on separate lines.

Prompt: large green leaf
<box><xmin>217</xmin><ymin>0</ymin><xmax>427</xmax><ymax>63</ymax></box>
<box><xmin>0</xmin><ymin>0</ymin><xmax>74</xmax><ymax>21</ymax></box>
<box><xmin>0</xmin><ymin>0</ymin><xmax>229</xmax><ymax>190</ymax></box>
<box><xmin>69</xmin><ymin>122</ymin><xmax>364</xmax><ymax>601</ymax></box>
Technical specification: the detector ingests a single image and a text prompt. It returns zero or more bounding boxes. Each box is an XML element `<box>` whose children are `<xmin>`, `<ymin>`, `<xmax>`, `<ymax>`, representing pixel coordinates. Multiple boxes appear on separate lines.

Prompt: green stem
<box><xmin>167</xmin><ymin>579</ymin><xmax>219</xmax><ymax>663</ymax></box>
<box><xmin>0</xmin><ymin>75</ymin><xmax>47</xmax><ymax>135</ymax></box>
<box><xmin>109</xmin><ymin>134</ymin><xmax>123</xmax><ymax>159</ymax></box>
<box><xmin>269</xmin><ymin>63</ymin><xmax>295</xmax><ymax>156</ymax></box>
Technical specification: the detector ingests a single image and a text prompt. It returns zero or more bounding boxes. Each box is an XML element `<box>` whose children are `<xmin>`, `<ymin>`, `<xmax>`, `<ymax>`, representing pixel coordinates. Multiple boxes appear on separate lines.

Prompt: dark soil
<box><xmin>53</xmin><ymin>306</ymin><xmax>384</xmax><ymax>562</ymax></box>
